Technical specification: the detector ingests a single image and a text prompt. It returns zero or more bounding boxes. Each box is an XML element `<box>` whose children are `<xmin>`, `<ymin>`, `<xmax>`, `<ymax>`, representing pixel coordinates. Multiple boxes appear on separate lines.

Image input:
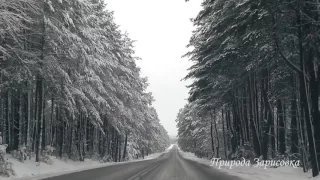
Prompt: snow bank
<box><xmin>0</xmin><ymin>152</ymin><xmax>165</xmax><ymax>180</ymax></box>
<box><xmin>166</xmin><ymin>144</ymin><xmax>174</xmax><ymax>151</ymax></box>
<box><xmin>143</xmin><ymin>152</ymin><xmax>163</xmax><ymax>160</ymax></box>
<box><xmin>214</xmin><ymin>165</ymin><xmax>320</xmax><ymax>180</ymax></box>
<box><xmin>0</xmin><ymin>155</ymin><xmax>113</xmax><ymax>180</ymax></box>
<box><xmin>178</xmin><ymin>150</ymin><xmax>210</xmax><ymax>165</ymax></box>
<box><xmin>178</xmin><ymin>148</ymin><xmax>320</xmax><ymax>180</ymax></box>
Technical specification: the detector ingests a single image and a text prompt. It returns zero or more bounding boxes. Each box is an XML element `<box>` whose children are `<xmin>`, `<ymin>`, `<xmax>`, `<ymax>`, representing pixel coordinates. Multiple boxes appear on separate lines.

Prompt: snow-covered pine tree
<box><xmin>0</xmin><ymin>0</ymin><xmax>170</xmax><ymax>167</ymax></box>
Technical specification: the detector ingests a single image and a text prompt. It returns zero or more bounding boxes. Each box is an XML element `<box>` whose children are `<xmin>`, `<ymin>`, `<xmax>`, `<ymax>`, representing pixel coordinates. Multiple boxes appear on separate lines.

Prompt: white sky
<box><xmin>105</xmin><ymin>0</ymin><xmax>202</xmax><ymax>137</ymax></box>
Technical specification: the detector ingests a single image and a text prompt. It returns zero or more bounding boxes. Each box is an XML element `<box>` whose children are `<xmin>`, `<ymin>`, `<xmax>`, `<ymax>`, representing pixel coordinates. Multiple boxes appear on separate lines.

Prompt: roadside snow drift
<box><xmin>178</xmin><ymin>148</ymin><xmax>320</xmax><ymax>180</ymax></box>
<box><xmin>0</xmin><ymin>152</ymin><xmax>165</xmax><ymax>180</ymax></box>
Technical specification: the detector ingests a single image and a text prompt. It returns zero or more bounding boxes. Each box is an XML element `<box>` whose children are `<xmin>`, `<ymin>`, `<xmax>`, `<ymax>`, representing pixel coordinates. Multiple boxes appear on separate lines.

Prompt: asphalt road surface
<box><xmin>44</xmin><ymin>145</ymin><xmax>242</xmax><ymax>180</ymax></box>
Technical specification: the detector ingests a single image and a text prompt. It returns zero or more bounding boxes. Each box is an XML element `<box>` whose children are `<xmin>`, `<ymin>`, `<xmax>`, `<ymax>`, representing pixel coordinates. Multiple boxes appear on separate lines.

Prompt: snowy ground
<box><xmin>7</xmin><ymin>144</ymin><xmax>316</xmax><ymax>180</ymax></box>
<box><xmin>0</xmin><ymin>151</ymin><xmax>165</xmax><ymax>180</ymax></box>
<box><xmin>165</xmin><ymin>144</ymin><xmax>174</xmax><ymax>151</ymax></box>
<box><xmin>178</xmin><ymin>148</ymin><xmax>320</xmax><ymax>180</ymax></box>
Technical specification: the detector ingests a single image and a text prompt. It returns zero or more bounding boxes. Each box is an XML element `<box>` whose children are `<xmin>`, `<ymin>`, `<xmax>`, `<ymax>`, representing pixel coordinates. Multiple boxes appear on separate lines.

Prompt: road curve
<box><xmin>43</xmin><ymin>145</ymin><xmax>242</xmax><ymax>180</ymax></box>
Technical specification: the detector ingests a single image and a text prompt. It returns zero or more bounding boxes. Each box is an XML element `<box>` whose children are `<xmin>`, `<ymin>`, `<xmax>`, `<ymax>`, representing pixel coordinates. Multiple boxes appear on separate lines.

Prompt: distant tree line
<box><xmin>178</xmin><ymin>0</ymin><xmax>320</xmax><ymax>177</ymax></box>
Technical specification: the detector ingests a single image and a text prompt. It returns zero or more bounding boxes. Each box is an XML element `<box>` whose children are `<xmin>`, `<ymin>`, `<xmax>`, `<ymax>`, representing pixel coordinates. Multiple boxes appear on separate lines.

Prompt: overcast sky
<box><xmin>106</xmin><ymin>0</ymin><xmax>202</xmax><ymax>137</ymax></box>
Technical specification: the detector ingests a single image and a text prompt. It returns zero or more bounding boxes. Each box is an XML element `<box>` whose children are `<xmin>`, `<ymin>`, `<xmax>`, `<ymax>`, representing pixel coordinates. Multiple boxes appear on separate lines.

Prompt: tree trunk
<box><xmin>26</xmin><ymin>82</ymin><xmax>31</xmax><ymax>148</ymax></box>
<box><xmin>41</xmin><ymin>94</ymin><xmax>46</xmax><ymax>150</ymax></box>
<box><xmin>210</xmin><ymin>112</ymin><xmax>215</xmax><ymax>156</ymax></box>
<box><xmin>261</xmin><ymin>70</ymin><xmax>273</xmax><ymax>160</ymax></box>
<box><xmin>114</xmin><ymin>133</ymin><xmax>118</xmax><ymax>162</ymax></box>
<box><xmin>19</xmin><ymin>88</ymin><xmax>23</xmax><ymax>147</ymax></box>
<box><xmin>0</xmin><ymin>73</ymin><xmax>3</xmax><ymax>144</ymax></box>
<box><xmin>249</xmin><ymin>76</ymin><xmax>260</xmax><ymax>156</ymax></box>
<box><xmin>277</xmin><ymin>99</ymin><xmax>286</xmax><ymax>155</ymax></box>
<box><xmin>213</xmin><ymin>109</ymin><xmax>220</xmax><ymax>158</ymax></box>
<box><xmin>122</xmin><ymin>132</ymin><xmax>128</xmax><ymax>160</ymax></box>
<box><xmin>50</xmin><ymin>97</ymin><xmax>54</xmax><ymax>146</ymax></box>
<box><xmin>290</xmin><ymin>76</ymin><xmax>299</xmax><ymax>154</ymax></box>
<box><xmin>35</xmin><ymin>78</ymin><xmax>43</xmax><ymax>162</ymax></box>
<box><xmin>221</xmin><ymin>108</ymin><xmax>227</xmax><ymax>159</ymax></box>
<box><xmin>58</xmin><ymin>108</ymin><xmax>63</xmax><ymax>158</ymax></box>
<box><xmin>294</xmin><ymin>7</ymin><xmax>319</xmax><ymax>176</ymax></box>
<box><xmin>7</xmin><ymin>90</ymin><xmax>11</xmax><ymax>150</ymax></box>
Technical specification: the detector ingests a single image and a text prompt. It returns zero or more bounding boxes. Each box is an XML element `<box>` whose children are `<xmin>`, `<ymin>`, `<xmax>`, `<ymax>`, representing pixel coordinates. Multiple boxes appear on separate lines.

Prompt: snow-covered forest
<box><xmin>177</xmin><ymin>0</ymin><xmax>320</xmax><ymax>178</ymax></box>
<box><xmin>0</xmin><ymin>0</ymin><xmax>170</xmax><ymax>171</ymax></box>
